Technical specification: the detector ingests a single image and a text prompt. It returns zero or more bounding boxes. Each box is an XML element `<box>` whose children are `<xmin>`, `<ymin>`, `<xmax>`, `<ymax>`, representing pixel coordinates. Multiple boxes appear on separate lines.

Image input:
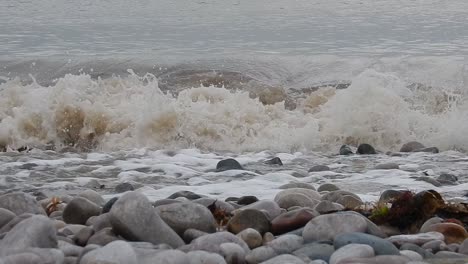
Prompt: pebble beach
<box><xmin>1</xmin><ymin>142</ymin><xmax>468</xmax><ymax>264</ymax></box>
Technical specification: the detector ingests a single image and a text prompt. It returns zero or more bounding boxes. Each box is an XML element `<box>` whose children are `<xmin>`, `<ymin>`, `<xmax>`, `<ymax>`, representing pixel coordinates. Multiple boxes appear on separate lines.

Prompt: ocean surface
<box><xmin>1</xmin><ymin>0</ymin><xmax>468</xmax><ymax>202</ymax></box>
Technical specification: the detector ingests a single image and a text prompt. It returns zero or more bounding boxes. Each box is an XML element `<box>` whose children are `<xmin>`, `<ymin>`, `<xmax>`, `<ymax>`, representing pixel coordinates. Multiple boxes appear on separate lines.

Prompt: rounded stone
<box><xmin>387</xmin><ymin>232</ymin><xmax>445</xmax><ymax>246</ymax></box>
<box><xmin>276</xmin><ymin>193</ymin><xmax>319</xmax><ymax>209</ymax></box>
<box><xmin>87</xmin><ymin>227</ymin><xmax>119</xmax><ymax>246</ymax></box>
<box><xmin>400</xmin><ymin>250</ymin><xmax>423</xmax><ymax>261</ymax></box>
<box><xmin>357</xmin><ymin>143</ymin><xmax>377</xmax><ymax>154</ymax></box>
<box><xmin>334</xmin><ymin>232</ymin><xmax>400</xmax><ymax>255</ymax></box>
<box><xmin>114</xmin><ymin>182</ymin><xmax>134</xmax><ymax>193</ymax></box>
<box><xmin>267</xmin><ymin>234</ymin><xmax>303</xmax><ymax>254</ymax></box>
<box><xmin>0</xmin><ymin>215</ymin><xmax>57</xmax><ymax>251</ymax></box>
<box><xmin>339</xmin><ymin>145</ymin><xmax>353</xmax><ymax>155</ymax></box>
<box><xmin>63</xmin><ymin>197</ymin><xmax>101</xmax><ymax>225</ymax></box>
<box><xmin>400</xmin><ymin>141</ymin><xmax>425</xmax><ymax>152</ymax></box>
<box><xmin>329</xmin><ymin>244</ymin><xmax>375</xmax><ymax>264</ymax></box>
<box><xmin>74</xmin><ymin>226</ymin><xmax>95</xmax><ymax>246</ymax></box>
<box><xmin>237</xmin><ymin>228</ymin><xmax>263</xmax><ymax>249</ymax></box>
<box><xmin>317</xmin><ymin>183</ymin><xmax>340</xmax><ymax>192</ymax></box>
<box><xmin>220</xmin><ymin>242</ymin><xmax>246</xmax><ymax>264</ymax></box>
<box><xmin>183</xmin><ymin>228</ymin><xmax>208</xmax><ymax>243</ymax></box>
<box><xmin>78</xmin><ymin>190</ymin><xmax>105</xmax><ymax>206</ymax></box>
<box><xmin>0</xmin><ymin>192</ymin><xmax>46</xmax><ymax>215</ymax></box>
<box><xmin>275</xmin><ymin>188</ymin><xmax>321</xmax><ymax>204</ymax></box>
<box><xmin>227</xmin><ymin>209</ymin><xmax>270</xmax><ymax>234</ymax></box>
<box><xmin>321</xmin><ymin>190</ymin><xmax>361</xmax><ymax>203</ymax></box>
<box><xmin>303</xmin><ymin>214</ymin><xmax>367</xmax><ymax>242</ymax></box>
<box><xmin>271</xmin><ymin>208</ymin><xmax>319</xmax><ymax>235</ymax></box>
<box><xmin>378</xmin><ymin>190</ymin><xmax>404</xmax><ymax>203</ymax></box>
<box><xmin>156</xmin><ymin>202</ymin><xmax>217</xmax><ymax>235</ymax></box>
<box><xmin>240</xmin><ymin>200</ymin><xmax>283</xmax><ymax>220</ymax></box>
<box><xmin>336</xmin><ymin>195</ymin><xmax>363</xmax><ymax>209</ymax></box>
<box><xmin>216</xmin><ymin>158</ymin><xmax>243</xmax><ymax>171</ymax></box>
<box><xmin>109</xmin><ymin>191</ymin><xmax>184</xmax><ymax>248</ymax></box>
<box><xmin>245</xmin><ymin>246</ymin><xmax>277</xmax><ymax>263</ymax></box>
<box><xmin>293</xmin><ymin>243</ymin><xmax>335</xmax><ymax>262</ymax></box>
<box><xmin>314</xmin><ymin>200</ymin><xmax>344</xmax><ymax>214</ymax></box>
<box><xmin>237</xmin><ymin>196</ymin><xmax>259</xmax><ymax>205</ymax></box>
<box><xmin>0</xmin><ymin>208</ymin><xmax>16</xmax><ymax>229</ymax></box>
<box><xmin>423</xmin><ymin>223</ymin><xmax>468</xmax><ymax>244</ymax></box>
<box><xmin>80</xmin><ymin>240</ymin><xmax>137</xmax><ymax>264</ymax></box>
<box><xmin>185</xmin><ymin>232</ymin><xmax>250</xmax><ymax>255</ymax></box>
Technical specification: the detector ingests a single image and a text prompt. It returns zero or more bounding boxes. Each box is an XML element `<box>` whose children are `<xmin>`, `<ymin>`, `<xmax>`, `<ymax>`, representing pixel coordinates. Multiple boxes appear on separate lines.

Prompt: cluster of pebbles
<box><xmin>0</xmin><ymin>141</ymin><xmax>466</xmax><ymax>264</ymax></box>
<box><xmin>0</xmin><ymin>180</ymin><xmax>467</xmax><ymax>264</ymax></box>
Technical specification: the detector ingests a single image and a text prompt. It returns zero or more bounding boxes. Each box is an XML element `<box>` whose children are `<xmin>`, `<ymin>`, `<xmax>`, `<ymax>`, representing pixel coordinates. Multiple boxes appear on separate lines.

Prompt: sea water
<box><xmin>1</xmin><ymin>0</ymin><xmax>468</xmax><ymax>202</ymax></box>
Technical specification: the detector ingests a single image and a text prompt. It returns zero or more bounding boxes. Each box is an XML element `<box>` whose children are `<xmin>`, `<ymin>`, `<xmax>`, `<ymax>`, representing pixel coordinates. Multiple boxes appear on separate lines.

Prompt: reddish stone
<box><xmin>271</xmin><ymin>208</ymin><xmax>319</xmax><ymax>235</ymax></box>
<box><xmin>424</xmin><ymin>223</ymin><xmax>468</xmax><ymax>244</ymax></box>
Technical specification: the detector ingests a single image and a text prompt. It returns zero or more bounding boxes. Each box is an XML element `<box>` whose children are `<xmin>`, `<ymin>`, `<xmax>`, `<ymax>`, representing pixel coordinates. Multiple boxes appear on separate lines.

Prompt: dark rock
<box><xmin>334</xmin><ymin>232</ymin><xmax>400</xmax><ymax>255</ymax></box>
<box><xmin>236</xmin><ymin>196</ymin><xmax>259</xmax><ymax>205</ymax></box>
<box><xmin>265</xmin><ymin>157</ymin><xmax>283</xmax><ymax>166</ymax></box>
<box><xmin>167</xmin><ymin>190</ymin><xmax>203</xmax><ymax>200</ymax></box>
<box><xmin>0</xmin><ymin>215</ymin><xmax>57</xmax><ymax>251</ymax></box>
<box><xmin>156</xmin><ymin>202</ymin><xmax>217</xmax><ymax>235</ymax></box>
<box><xmin>317</xmin><ymin>183</ymin><xmax>340</xmax><ymax>192</ymax></box>
<box><xmin>101</xmin><ymin>197</ymin><xmax>118</xmax><ymax>214</ymax></box>
<box><xmin>109</xmin><ymin>191</ymin><xmax>184</xmax><ymax>248</ymax></box>
<box><xmin>271</xmin><ymin>208</ymin><xmax>319</xmax><ymax>235</ymax></box>
<box><xmin>339</xmin><ymin>145</ymin><xmax>353</xmax><ymax>155</ymax></box>
<box><xmin>0</xmin><ymin>192</ymin><xmax>46</xmax><ymax>215</ymax></box>
<box><xmin>227</xmin><ymin>208</ymin><xmax>270</xmax><ymax>234</ymax></box>
<box><xmin>87</xmin><ymin>227</ymin><xmax>119</xmax><ymax>246</ymax></box>
<box><xmin>309</xmin><ymin>165</ymin><xmax>330</xmax><ymax>172</ymax></box>
<box><xmin>423</xmin><ymin>223</ymin><xmax>468</xmax><ymax>244</ymax></box>
<box><xmin>437</xmin><ymin>174</ymin><xmax>458</xmax><ymax>185</ymax></box>
<box><xmin>357</xmin><ymin>143</ymin><xmax>377</xmax><ymax>154</ymax></box>
<box><xmin>115</xmin><ymin>182</ymin><xmax>135</xmax><ymax>193</ymax></box>
<box><xmin>216</xmin><ymin>158</ymin><xmax>243</xmax><ymax>171</ymax></box>
<box><xmin>293</xmin><ymin>243</ymin><xmax>335</xmax><ymax>262</ymax></box>
<box><xmin>74</xmin><ymin>226</ymin><xmax>95</xmax><ymax>246</ymax></box>
<box><xmin>63</xmin><ymin>197</ymin><xmax>101</xmax><ymax>225</ymax></box>
<box><xmin>400</xmin><ymin>141</ymin><xmax>425</xmax><ymax>152</ymax></box>
<box><xmin>336</xmin><ymin>195</ymin><xmax>363</xmax><ymax>209</ymax></box>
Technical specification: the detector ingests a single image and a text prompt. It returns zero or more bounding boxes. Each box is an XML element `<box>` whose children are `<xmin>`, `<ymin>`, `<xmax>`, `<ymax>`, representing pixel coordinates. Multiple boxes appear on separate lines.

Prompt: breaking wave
<box><xmin>0</xmin><ymin>57</ymin><xmax>467</xmax><ymax>153</ymax></box>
